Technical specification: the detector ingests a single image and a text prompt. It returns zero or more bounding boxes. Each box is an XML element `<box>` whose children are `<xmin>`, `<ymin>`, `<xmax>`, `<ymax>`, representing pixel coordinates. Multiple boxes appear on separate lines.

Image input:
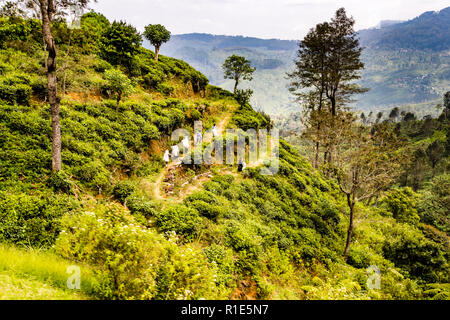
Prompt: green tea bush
<box><xmin>187</xmin><ymin>108</ymin><xmax>202</xmax><ymax>122</ymax></box>
<box><xmin>0</xmin><ymin>83</ymin><xmax>31</xmax><ymax>105</ymax></box>
<box><xmin>157</xmin><ymin>83</ymin><xmax>175</xmax><ymax>96</ymax></box>
<box><xmin>93</xmin><ymin>59</ymin><xmax>113</xmax><ymax>73</ymax></box>
<box><xmin>382</xmin><ymin>223</ymin><xmax>449</xmax><ymax>282</ymax></box>
<box><xmin>381</xmin><ymin>187</ymin><xmax>421</xmax><ymax>226</ymax></box>
<box><xmin>0</xmin><ymin>72</ymin><xmax>32</xmax><ymax>105</ymax></box>
<box><xmin>0</xmin><ymin>191</ymin><xmax>80</xmax><ymax>248</ymax></box>
<box><xmin>55</xmin><ymin>204</ymin><xmax>165</xmax><ymax>299</ymax></box>
<box><xmin>231</xmin><ymin>104</ymin><xmax>270</xmax><ymax>130</ymax></box>
<box><xmin>262</xmin><ymin>246</ymin><xmax>295</xmax><ymax>282</ymax></box>
<box><xmin>188</xmin><ymin>200</ymin><xmax>225</xmax><ymax>221</ymax></box>
<box><xmin>55</xmin><ymin>204</ymin><xmax>223</xmax><ymax>300</ymax></box>
<box><xmin>48</xmin><ymin>170</ymin><xmax>74</xmax><ymax>194</ymax></box>
<box><xmin>347</xmin><ymin>246</ymin><xmax>374</xmax><ymax>269</ymax></box>
<box><xmin>30</xmin><ymin>77</ymin><xmax>47</xmax><ymax>100</ymax></box>
<box><xmin>112</xmin><ymin>180</ymin><xmax>137</xmax><ymax>203</ymax></box>
<box><xmin>156</xmin><ymin>205</ymin><xmax>202</xmax><ymax>241</ymax></box>
<box><xmin>125</xmin><ymin>194</ymin><xmax>157</xmax><ymax>218</ymax></box>
<box><xmin>203</xmin><ymin>244</ymin><xmax>235</xmax><ymax>287</ymax></box>
<box><xmin>182</xmin><ymin>69</ymin><xmax>208</xmax><ymax>94</ymax></box>
<box><xmin>153</xmin><ymin>244</ymin><xmax>223</xmax><ymax>300</ymax></box>
<box><xmin>78</xmin><ymin>160</ymin><xmax>111</xmax><ymax>191</ymax></box>
<box><xmin>0</xmin><ymin>17</ymin><xmax>40</xmax><ymax>48</ymax></box>
<box><xmin>206</xmin><ymin>85</ymin><xmax>234</xmax><ymax>100</ymax></box>
<box><xmin>142</xmin><ymin>69</ymin><xmax>164</xmax><ymax>89</ymax></box>
<box><xmin>225</xmin><ymin>221</ymin><xmax>262</xmax><ymax>260</ymax></box>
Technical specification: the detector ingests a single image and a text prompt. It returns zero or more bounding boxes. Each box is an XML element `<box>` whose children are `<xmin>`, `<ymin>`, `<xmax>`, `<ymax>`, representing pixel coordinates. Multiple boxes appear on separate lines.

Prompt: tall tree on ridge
<box><xmin>222</xmin><ymin>55</ymin><xmax>255</xmax><ymax>94</ymax></box>
<box><xmin>100</xmin><ymin>20</ymin><xmax>142</xmax><ymax>70</ymax></box>
<box><xmin>325</xmin><ymin>8</ymin><xmax>368</xmax><ymax>164</ymax></box>
<box><xmin>289</xmin><ymin>8</ymin><xmax>367</xmax><ymax>166</ymax></box>
<box><xmin>288</xmin><ymin>22</ymin><xmax>331</xmax><ymax>168</ymax></box>
<box><xmin>143</xmin><ymin>24</ymin><xmax>170</xmax><ymax>61</ymax></box>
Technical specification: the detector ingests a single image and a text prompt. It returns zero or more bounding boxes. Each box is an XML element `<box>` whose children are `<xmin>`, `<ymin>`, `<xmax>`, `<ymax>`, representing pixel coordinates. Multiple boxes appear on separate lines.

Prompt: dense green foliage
<box><xmin>222</xmin><ymin>54</ymin><xmax>255</xmax><ymax>93</ymax></box>
<box><xmin>0</xmin><ymin>7</ymin><xmax>448</xmax><ymax>300</ymax></box>
<box><xmin>143</xmin><ymin>24</ymin><xmax>171</xmax><ymax>61</ymax></box>
<box><xmin>55</xmin><ymin>203</ymin><xmax>226</xmax><ymax>299</ymax></box>
<box><xmin>99</xmin><ymin>20</ymin><xmax>142</xmax><ymax>70</ymax></box>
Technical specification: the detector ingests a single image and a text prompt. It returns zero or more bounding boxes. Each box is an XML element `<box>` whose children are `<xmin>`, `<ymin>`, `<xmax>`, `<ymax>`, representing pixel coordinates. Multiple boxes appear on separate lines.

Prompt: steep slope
<box><xmin>0</xmin><ymin>13</ymin><xmax>448</xmax><ymax>300</ymax></box>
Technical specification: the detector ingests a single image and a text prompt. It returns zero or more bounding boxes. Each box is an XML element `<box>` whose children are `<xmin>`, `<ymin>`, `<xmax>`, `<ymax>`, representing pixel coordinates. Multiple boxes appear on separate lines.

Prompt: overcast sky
<box><xmin>90</xmin><ymin>0</ymin><xmax>449</xmax><ymax>40</ymax></box>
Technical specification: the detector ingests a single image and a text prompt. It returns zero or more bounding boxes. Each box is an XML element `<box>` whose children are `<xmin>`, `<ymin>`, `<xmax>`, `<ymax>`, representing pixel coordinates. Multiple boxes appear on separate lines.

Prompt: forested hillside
<box><xmin>159</xmin><ymin>7</ymin><xmax>450</xmax><ymax>115</ymax></box>
<box><xmin>0</xmin><ymin>4</ymin><xmax>448</xmax><ymax>301</ymax></box>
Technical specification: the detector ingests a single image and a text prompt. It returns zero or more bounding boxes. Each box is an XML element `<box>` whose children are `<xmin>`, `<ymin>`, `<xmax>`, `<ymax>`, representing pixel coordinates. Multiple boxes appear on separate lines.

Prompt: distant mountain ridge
<box><xmin>377</xmin><ymin>20</ymin><xmax>404</xmax><ymax>28</ymax></box>
<box><xmin>156</xmin><ymin>7</ymin><xmax>450</xmax><ymax>115</ymax></box>
<box><xmin>167</xmin><ymin>33</ymin><xmax>298</xmax><ymax>51</ymax></box>
<box><xmin>359</xmin><ymin>7</ymin><xmax>450</xmax><ymax>51</ymax></box>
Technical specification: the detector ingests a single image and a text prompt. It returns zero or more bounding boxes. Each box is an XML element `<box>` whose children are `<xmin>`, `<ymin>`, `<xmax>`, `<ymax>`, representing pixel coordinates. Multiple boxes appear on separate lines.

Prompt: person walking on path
<box><xmin>195</xmin><ymin>131</ymin><xmax>202</xmax><ymax>145</ymax></box>
<box><xmin>172</xmin><ymin>144</ymin><xmax>180</xmax><ymax>162</ymax></box>
<box><xmin>182</xmin><ymin>136</ymin><xmax>190</xmax><ymax>154</ymax></box>
<box><xmin>238</xmin><ymin>158</ymin><xmax>247</xmax><ymax>172</ymax></box>
<box><xmin>212</xmin><ymin>123</ymin><xmax>218</xmax><ymax>138</ymax></box>
<box><xmin>163</xmin><ymin>149</ymin><xmax>170</xmax><ymax>167</ymax></box>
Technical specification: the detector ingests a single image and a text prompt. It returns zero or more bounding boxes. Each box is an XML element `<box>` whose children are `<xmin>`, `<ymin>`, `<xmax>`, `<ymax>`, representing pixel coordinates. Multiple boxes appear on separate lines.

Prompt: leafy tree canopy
<box><xmin>143</xmin><ymin>24</ymin><xmax>170</xmax><ymax>61</ymax></box>
<box><xmin>222</xmin><ymin>54</ymin><xmax>255</xmax><ymax>93</ymax></box>
<box><xmin>102</xmin><ymin>68</ymin><xmax>134</xmax><ymax>110</ymax></box>
<box><xmin>100</xmin><ymin>20</ymin><xmax>142</xmax><ymax>69</ymax></box>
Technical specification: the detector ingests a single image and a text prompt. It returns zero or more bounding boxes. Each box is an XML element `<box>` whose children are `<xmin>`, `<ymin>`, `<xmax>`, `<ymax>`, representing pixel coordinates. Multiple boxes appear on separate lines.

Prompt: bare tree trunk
<box><xmin>314</xmin><ymin>141</ymin><xmax>319</xmax><ymax>168</ymax></box>
<box><xmin>328</xmin><ymin>147</ymin><xmax>333</xmax><ymax>164</ymax></box>
<box><xmin>41</xmin><ymin>2</ymin><xmax>62</xmax><ymax>172</ymax></box>
<box><xmin>402</xmin><ymin>171</ymin><xmax>408</xmax><ymax>187</ymax></box>
<box><xmin>343</xmin><ymin>194</ymin><xmax>355</xmax><ymax>262</ymax></box>
<box><xmin>43</xmin><ymin>37</ymin><xmax>48</xmax><ymax>70</ymax></box>
<box><xmin>234</xmin><ymin>79</ymin><xmax>239</xmax><ymax>94</ymax></box>
<box><xmin>116</xmin><ymin>93</ymin><xmax>121</xmax><ymax>111</ymax></box>
<box><xmin>328</xmin><ymin>94</ymin><xmax>337</xmax><ymax>165</ymax></box>
<box><xmin>154</xmin><ymin>45</ymin><xmax>160</xmax><ymax>61</ymax></box>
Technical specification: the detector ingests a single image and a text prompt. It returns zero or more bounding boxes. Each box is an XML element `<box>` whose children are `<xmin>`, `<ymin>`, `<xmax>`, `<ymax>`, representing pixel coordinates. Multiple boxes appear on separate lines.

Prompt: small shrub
<box><xmin>189</xmin><ymin>200</ymin><xmax>225</xmax><ymax>221</ymax></box>
<box><xmin>143</xmin><ymin>69</ymin><xmax>164</xmax><ymax>89</ymax></box>
<box><xmin>55</xmin><ymin>204</ymin><xmax>164</xmax><ymax>299</ymax></box>
<box><xmin>48</xmin><ymin>170</ymin><xmax>74</xmax><ymax>194</ymax></box>
<box><xmin>0</xmin><ymin>192</ymin><xmax>80</xmax><ymax>248</ymax></box>
<box><xmin>126</xmin><ymin>194</ymin><xmax>157</xmax><ymax>218</ymax></box>
<box><xmin>0</xmin><ymin>83</ymin><xmax>31</xmax><ymax>105</ymax></box>
<box><xmin>382</xmin><ymin>224</ymin><xmax>448</xmax><ymax>282</ymax></box>
<box><xmin>55</xmin><ymin>204</ymin><xmax>223</xmax><ymax>300</ymax></box>
<box><xmin>112</xmin><ymin>180</ymin><xmax>137</xmax><ymax>203</ymax></box>
<box><xmin>381</xmin><ymin>187</ymin><xmax>420</xmax><ymax>226</ymax></box>
<box><xmin>156</xmin><ymin>83</ymin><xmax>174</xmax><ymax>96</ymax></box>
<box><xmin>156</xmin><ymin>205</ymin><xmax>202</xmax><ymax>241</ymax></box>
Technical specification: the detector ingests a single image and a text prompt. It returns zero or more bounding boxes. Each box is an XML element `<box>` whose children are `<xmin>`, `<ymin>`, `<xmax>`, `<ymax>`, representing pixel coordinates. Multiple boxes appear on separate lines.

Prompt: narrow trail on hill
<box><xmin>151</xmin><ymin>112</ymin><xmax>232</xmax><ymax>201</ymax></box>
<box><xmin>150</xmin><ymin>111</ymin><xmax>269</xmax><ymax>202</ymax></box>
<box><xmin>174</xmin><ymin>168</ymin><xmax>239</xmax><ymax>203</ymax></box>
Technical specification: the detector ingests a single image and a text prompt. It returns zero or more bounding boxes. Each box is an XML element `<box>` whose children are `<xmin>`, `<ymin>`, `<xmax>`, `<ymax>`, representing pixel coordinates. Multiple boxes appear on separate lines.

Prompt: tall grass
<box><xmin>0</xmin><ymin>244</ymin><xmax>98</xmax><ymax>299</ymax></box>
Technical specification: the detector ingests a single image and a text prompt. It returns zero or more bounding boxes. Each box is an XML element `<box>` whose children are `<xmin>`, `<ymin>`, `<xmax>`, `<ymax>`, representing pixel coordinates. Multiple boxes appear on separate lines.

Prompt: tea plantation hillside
<box><xmin>0</xmin><ymin>12</ymin><xmax>448</xmax><ymax>300</ymax></box>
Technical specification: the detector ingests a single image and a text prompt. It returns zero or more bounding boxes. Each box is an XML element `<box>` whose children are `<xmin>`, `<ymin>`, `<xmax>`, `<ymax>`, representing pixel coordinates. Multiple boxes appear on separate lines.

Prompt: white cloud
<box><xmin>90</xmin><ymin>0</ymin><xmax>449</xmax><ymax>39</ymax></box>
